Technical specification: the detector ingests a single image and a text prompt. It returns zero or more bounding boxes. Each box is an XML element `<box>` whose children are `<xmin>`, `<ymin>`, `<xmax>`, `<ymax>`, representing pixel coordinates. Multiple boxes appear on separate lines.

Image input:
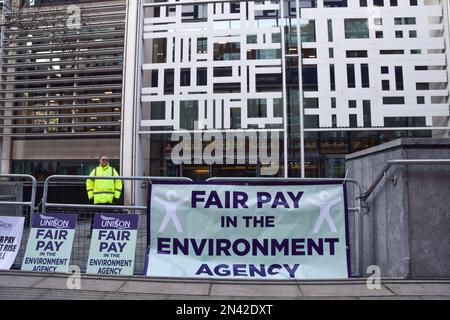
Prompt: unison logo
<box><xmin>0</xmin><ymin>221</ymin><xmax>12</xmax><ymax>230</ymax></box>
<box><xmin>39</xmin><ymin>215</ymin><xmax>69</xmax><ymax>229</ymax></box>
<box><xmin>100</xmin><ymin>215</ymin><xmax>131</xmax><ymax>229</ymax></box>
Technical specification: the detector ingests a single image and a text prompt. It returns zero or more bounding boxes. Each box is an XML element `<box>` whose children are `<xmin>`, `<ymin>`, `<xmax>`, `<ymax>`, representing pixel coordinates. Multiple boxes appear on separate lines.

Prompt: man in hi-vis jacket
<box><xmin>86</xmin><ymin>155</ymin><xmax>122</xmax><ymax>237</ymax></box>
<box><xmin>86</xmin><ymin>155</ymin><xmax>122</xmax><ymax>205</ymax></box>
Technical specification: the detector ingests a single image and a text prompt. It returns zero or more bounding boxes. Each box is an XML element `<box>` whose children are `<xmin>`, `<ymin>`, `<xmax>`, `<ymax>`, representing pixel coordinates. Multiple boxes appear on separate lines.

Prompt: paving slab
<box><xmin>75</xmin><ymin>278</ymin><xmax>126</xmax><ymax>292</ymax></box>
<box><xmin>38</xmin><ymin>289</ymin><xmax>108</xmax><ymax>300</ymax></box>
<box><xmin>418</xmin><ymin>296</ymin><xmax>450</xmax><ymax>300</ymax></box>
<box><xmin>30</xmin><ymin>276</ymin><xmax>126</xmax><ymax>292</ymax></box>
<box><xmin>384</xmin><ymin>283</ymin><xmax>450</xmax><ymax>296</ymax></box>
<box><xmin>0</xmin><ymin>287</ymin><xmax>46</xmax><ymax>300</ymax></box>
<box><xmin>0</xmin><ymin>275</ymin><xmax>45</xmax><ymax>288</ymax></box>
<box><xmin>358</xmin><ymin>296</ymin><xmax>423</xmax><ymax>300</ymax></box>
<box><xmin>102</xmin><ymin>292</ymin><xmax>169</xmax><ymax>300</ymax></box>
<box><xmin>210</xmin><ymin>284</ymin><xmax>301</xmax><ymax>297</ymax></box>
<box><xmin>118</xmin><ymin>280</ymin><xmax>210</xmax><ymax>296</ymax></box>
<box><xmin>299</xmin><ymin>284</ymin><xmax>394</xmax><ymax>297</ymax></box>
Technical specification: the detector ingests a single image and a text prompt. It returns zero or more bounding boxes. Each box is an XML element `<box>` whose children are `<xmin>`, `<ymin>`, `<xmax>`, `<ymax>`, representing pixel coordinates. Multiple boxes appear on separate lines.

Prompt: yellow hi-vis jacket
<box><xmin>86</xmin><ymin>165</ymin><xmax>122</xmax><ymax>204</ymax></box>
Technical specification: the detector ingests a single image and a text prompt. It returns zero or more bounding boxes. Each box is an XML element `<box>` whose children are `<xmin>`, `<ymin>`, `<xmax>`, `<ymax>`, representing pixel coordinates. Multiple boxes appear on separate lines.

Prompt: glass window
<box><xmin>349</xmin><ymin>114</ymin><xmax>358</xmax><ymax>128</ymax></box>
<box><xmin>344</xmin><ymin>19</ymin><xmax>369</xmax><ymax>39</ymax></box>
<box><xmin>147</xmin><ymin>38</ymin><xmax>167</xmax><ymax>63</ymax></box>
<box><xmin>361</xmin><ymin>64</ymin><xmax>370</xmax><ymax>88</ymax></box>
<box><xmin>363</xmin><ymin>100</ymin><xmax>371</xmax><ymax>127</ymax></box>
<box><xmin>348</xmin><ymin>100</ymin><xmax>357</xmax><ymax>108</ymax></box>
<box><xmin>247</xmin><ymin>49</ymin><xmax>281</xmax><ymax>60</ymax></box>
<box><xmin>247</xmin><ymin>35</ymin><xmax>257</xmax><ymax>44</ymax></box>
<box><xmin>373</xmin><ymin>0</ymin><xmax>384</xmax><ymax>6</ymax></box>
<box><xmin>304</xmin><ymin>98</ymin><xmax>319</xmax><ymax>108</ymax></box>
<box><xmin>180</xmin><ymin>101</ymin><xmax>198</xmax><ymax>130</ymax></box>
<box><xmin>346</xmin><ymin>50</ymin><xmax>368</xmax><ymax>58</ymax></box>
<box><xmin>151</xmin><ymin>102</ymin><xmax>165</xmax><ymax>120</ymax></box>
<box><xmin>327</xmin><ymin>19</ymin><xmax>333</xmax><ymax>42</ymax></box>
<box><xmin>324</xmin><ymin>0</ymin><xmax>348</xmax><ymax>7</ymax></box>
<box><xmin>197</xmin><ymin>68</ymin><xmax>207</xmax><ymax>86</ymax></box>
<box><xmin>214</xmin><ymin>42</ymin><xmax>240</xmax><ymax>60</ymax></box>
<box><xmin>197</xmin><ymin>38</ymin><xmax>207</xmax><ymax>54</ymax></box>
<box><xmin>302</xmin><ymin>65</ymin><xmax>318</xmax><ymax>91</ymax></box>
<box><xmin>301</xmin><ymin>20</ymin><xmax>316</xmax><ymax>42</ymax></box>
<box><xmin>248</xmin><ymin>99</ymin><xmax>267</xmax><ymax>118</ymax></box>
<box><xmin>347</xmin><ymin>64</ymin><xmax>356</xmax><ymax>88</ymax></box>
<box><xmin>330</xmin><ymin>64</ymin><xmax>335</xmax><ymax>91</ymax></box>
<box><xmin>383</xmin><ymin>97</ymin><xmax>405</xmax><ymax>104</ymax></box>
<box><xmin>180</xmin><ymin>68</ymin><xmax>191</xmax><ymax>86</ymax></box>
<box><xmin>384</xmin><ymin>117</ymin><xmax>425</xmax><ymax>127</ymax></box>
<box><xmin>394</xmin><ymin>17</ymin><xmax>416</xmax><ymax>25</ymax></box>
<box><xmin>395</xmin><ymin>66</ymin><xmax>404</xmax><ymax>90</ymax></box>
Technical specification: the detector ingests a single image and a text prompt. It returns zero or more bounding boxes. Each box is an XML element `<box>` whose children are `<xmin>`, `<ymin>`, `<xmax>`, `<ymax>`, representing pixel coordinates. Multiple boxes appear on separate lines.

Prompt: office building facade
<box><xmin>0</xmin><ymin>0</ymin><xmax>449</xmax><ymax>192</ymax></box>
<box><xmin>0</xmin><ymin>0</ymin><xmax>125</xmax><ymax>179</ymax></box>
<box><xmin>121</xmin><ymin>0</ymin><xmax>450</xmax><ymax>187</ymax></box>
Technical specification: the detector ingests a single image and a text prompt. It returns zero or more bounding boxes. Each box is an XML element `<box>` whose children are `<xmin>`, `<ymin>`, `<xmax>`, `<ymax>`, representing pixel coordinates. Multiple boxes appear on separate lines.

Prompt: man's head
<box><xmin>99</xmin><ymin>155</ymin><xmax>109</xmax><ymax>167</ymax></box>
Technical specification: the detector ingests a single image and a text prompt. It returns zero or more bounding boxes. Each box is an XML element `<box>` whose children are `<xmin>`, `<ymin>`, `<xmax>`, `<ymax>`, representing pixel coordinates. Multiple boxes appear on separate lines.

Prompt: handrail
<box><xmin>42</xmin><ymin>175</ymin><xmax>193</xmax><ymax>213</ymax></box>
<box><xmin>358</xmin><ymin>159</ymin><xmax>450</xmax><ymax>202</ymax></box>
<box><xmin>0</xmin><ymin>174</ymin><xmax>37</xmax><ymax>212</ymax></box>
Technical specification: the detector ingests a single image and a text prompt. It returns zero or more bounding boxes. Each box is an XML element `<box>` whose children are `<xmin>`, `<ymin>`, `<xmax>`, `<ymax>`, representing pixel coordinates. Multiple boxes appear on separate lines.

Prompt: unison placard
<box><xmin>0</xmin><ymin>216</ymin><xmax>25</xmax><ymax>270</ymax></box>
<box><xmin>22</xmin><ymin>213</ymin><xmax>77</xmax><ymax>272</ymax></box>
<box><xmin>145</xmin><ymin>182</ymin><xmax>350</xmax><ymax>279</ymax></box>
<box><xmin>86</xmin><ymin>213</ymin><xmax>139</xmax><ymax>276</ymax></box>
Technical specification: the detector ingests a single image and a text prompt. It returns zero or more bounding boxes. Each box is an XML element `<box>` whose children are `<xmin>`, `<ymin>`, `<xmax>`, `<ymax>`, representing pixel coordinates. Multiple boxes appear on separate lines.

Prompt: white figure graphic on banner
<box><xmin>154</xmin><ymin>190</ymin><xmax>188</xmax><ymax>233</ymax></box>
<box><xmin>307</xmin><ymin>191</ymin><xmax>342</xmax><ymax>233</ymax></box>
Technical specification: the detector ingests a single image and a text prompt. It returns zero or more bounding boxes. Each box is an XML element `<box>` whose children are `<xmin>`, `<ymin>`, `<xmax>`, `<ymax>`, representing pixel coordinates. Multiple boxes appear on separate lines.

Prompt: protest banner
<box><xmin>86</xmin><ymin>213</ymin><xmax>139</xmax><ymax>276</ymax></box>
<box><xmin>0</xmin><ymin>216</ymin><xmax>25</xmax><ymax>270</ymax></box>
<box><xmin>145</xmin><ymin>181</ymin><xmax>350</xmax><ymax>279</ymax></box>
<box><xmin>21</xmin><ymin>213</ymin><xmax>77</xmax><ymax>272</ymax></box>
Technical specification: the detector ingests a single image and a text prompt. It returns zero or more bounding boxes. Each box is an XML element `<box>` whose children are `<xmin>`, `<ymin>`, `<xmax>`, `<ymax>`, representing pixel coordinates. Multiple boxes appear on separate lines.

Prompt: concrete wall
<box><xmin>11</xmin><ymin>139</ymin><xmax>120</xmax><ymax>160</ymax></box>
<box><xmin>346</xmin><ymin>138</ymin><xmax>450</xmax><ymax>279</ymax></box>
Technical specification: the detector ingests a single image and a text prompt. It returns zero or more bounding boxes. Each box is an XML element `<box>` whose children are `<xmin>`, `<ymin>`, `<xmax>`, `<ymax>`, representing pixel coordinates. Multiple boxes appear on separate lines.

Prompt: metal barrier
<box><xmin>3</xmin><ymin>174</ymin><xmax>363</xmax><ymax>277</ymax></box>
<box><xmin>206</xmin><ymin>177</ymin><xmax>363</xmax><ymax>277</ymax></box>
<box><xmin>0</xmin><ymin>174</ymin><xmax>37</xmax><ymax>212</ymax></box>
<box><xmin>41</xmin><ymin>175</ymin><xmax>193</xmax><ymax>274</ymax></box>
<box><xmin>0</xmin><ymin>174</ymin><xmax>37</xmax><ymax>270</ymax></box>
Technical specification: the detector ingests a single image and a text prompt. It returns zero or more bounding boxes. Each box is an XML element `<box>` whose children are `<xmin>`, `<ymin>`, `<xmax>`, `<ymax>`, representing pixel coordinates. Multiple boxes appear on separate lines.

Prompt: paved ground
<box><xmin>0</xmin><ymin>271</ymin><xmax>449</xmax><ymax>300</ymax></box>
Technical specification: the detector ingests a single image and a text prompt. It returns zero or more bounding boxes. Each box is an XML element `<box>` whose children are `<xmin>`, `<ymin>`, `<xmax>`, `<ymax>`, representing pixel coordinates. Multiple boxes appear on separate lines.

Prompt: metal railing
<box><xmin>358</xmin><ymin>159</ymin><xmax>450</xmax><ymax>202</ymax></box>
<box><xmin>42</xmin><ymin>175</ymin><xmax>194</xmax><ymax>212</ymax></box>
<box><xmin>40</xmin><ymin>175</ymin><xmax>193</xmax><ymax>274</ymax></box>
<box><xmin>206</xmin><ymin>177</ymin><xmax>363</xmax><ymax>277</ymax></box>
<box><xmin>0</xmin><ymin>174</ymin><xmax>37</xmax><ymax>269</ymax></box>
<box><xmin>0</xmin><ymin>174</ymin><xmax>37</xmax><ymax>212</ymax></box>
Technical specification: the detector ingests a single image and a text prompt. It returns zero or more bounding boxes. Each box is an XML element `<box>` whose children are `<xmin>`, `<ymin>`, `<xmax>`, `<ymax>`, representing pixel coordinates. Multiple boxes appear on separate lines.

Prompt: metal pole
<box><xmin>42</xmin><ymin>175</ymin><xmax>193</xmax><ymax>213</ymax></box>
<box><xmin>279</xmin><ymin>0</ymin><xmax>289</xmax><ymax>178</ymax></box>
<box><xmin>295</xmin><ymin>0</ymin><xmax>305</xmax><ymax>178</ymax></box>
